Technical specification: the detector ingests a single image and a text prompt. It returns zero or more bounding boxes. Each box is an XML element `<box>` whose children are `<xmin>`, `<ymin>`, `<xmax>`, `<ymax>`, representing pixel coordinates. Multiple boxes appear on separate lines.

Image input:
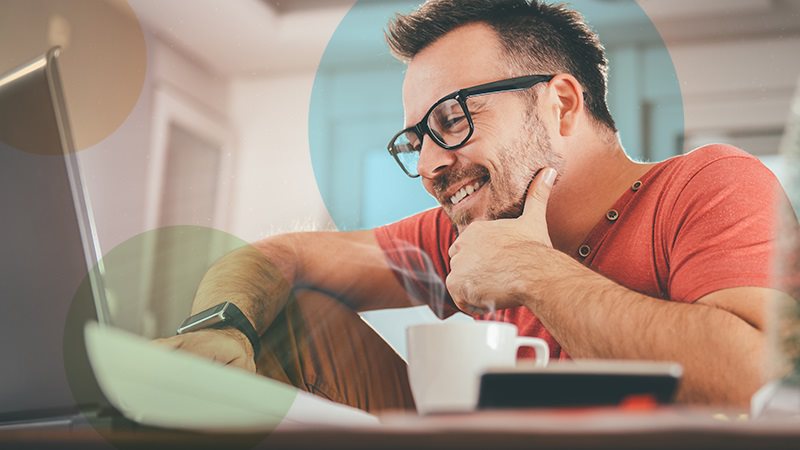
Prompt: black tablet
<box><xmin>478</xmin><ymin>360</ymin><xmax>682</xmax><ymax>409</ymax></box>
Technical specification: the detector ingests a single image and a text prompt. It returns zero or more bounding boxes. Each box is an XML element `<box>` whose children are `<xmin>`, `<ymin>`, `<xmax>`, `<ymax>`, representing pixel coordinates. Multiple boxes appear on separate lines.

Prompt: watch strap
<box><xmin>178</xmin><ymin>302</ymin><xmax>261</xmax><ymax>361</ymax></box>
<box><xmin>213</xmin><ymin>302</ymin><xmax>262</xmax><ymax>360</ymax></box>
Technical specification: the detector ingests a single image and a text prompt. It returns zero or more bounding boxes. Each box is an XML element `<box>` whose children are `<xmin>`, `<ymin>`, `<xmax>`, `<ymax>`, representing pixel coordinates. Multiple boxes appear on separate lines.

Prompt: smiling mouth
<box><xmin>449</xmin><ymin>177</ymin><xmax>489</xmax><ymax>206</ymax></box>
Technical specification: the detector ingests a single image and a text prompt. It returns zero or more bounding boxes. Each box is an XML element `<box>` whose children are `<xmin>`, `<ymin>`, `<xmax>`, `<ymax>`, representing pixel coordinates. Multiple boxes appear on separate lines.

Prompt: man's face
<box><xmin>402</xmin><ymin>24</ymin><xmax>563</xmax><ymax>232</ymax></box>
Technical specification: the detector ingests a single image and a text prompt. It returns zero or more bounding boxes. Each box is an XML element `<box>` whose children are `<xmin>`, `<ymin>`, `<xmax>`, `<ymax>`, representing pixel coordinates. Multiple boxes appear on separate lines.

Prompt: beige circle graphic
<box><xmin>0</xmin><ymin>0</ymin><xmax>146</xmax><ymax>154</ymax></box>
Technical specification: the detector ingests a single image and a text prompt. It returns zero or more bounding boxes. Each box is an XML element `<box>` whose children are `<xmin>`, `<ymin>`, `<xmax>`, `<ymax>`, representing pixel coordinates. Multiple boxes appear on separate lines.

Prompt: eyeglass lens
<box><xmin>392</xmin><ymin>98</ymin><xmax>471</xmax><ymax>176</ymax></box>
<box><xmin>428</xmin><ymin>98</ymin><xmax>470</xmax><ymax>146</ymax></box>
<box><xmin>392</xmin><ymin>130</ymin><xmax>422</xmax><ymax>177</ymax></box>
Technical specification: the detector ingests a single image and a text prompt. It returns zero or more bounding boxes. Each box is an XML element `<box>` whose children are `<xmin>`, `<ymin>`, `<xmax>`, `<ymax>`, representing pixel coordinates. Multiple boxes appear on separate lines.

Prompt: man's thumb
<box><xmin>521</xmin><ymin>167</ymin><xmax>557</xmax><ymax>220</ymax></box>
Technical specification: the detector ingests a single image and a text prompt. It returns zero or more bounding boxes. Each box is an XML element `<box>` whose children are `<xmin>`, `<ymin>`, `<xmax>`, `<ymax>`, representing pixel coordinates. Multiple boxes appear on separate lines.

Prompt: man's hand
<box><xmin>446</xmin><ymin>167</ymin><xmax>560</xmax><ymax>314</ymax></box>
<box><xmin>155</xmin><ymin>328</ymin><xmax>257</xmax><ymax>373</ymax></box>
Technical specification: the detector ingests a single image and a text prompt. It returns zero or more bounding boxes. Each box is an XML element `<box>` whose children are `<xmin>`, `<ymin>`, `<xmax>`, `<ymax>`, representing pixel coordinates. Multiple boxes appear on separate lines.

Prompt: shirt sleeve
<box><xmin>373</xmin><ymin>208</ymin><xmax>459</xmax><ymax>318</ymax></box>
<box><xmin>665</xmin><ymin>151</ymin><xmax>789</xmax><ymax>302</ymax></box>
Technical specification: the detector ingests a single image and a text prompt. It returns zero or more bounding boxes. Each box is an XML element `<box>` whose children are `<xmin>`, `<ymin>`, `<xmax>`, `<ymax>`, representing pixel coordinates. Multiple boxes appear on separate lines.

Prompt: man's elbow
<box><xmin>679</xmin><ymin>327</ymin><xmax>766</xmax><ymax>408</ymax></box>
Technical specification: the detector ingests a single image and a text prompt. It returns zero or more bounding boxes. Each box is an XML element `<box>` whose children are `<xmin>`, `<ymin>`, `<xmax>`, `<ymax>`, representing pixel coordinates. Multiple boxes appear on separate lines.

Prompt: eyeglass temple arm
<box><xmin>460</xmin><ymin>75</ymin><xmax>555</xmax><ymax>98</ymax></box>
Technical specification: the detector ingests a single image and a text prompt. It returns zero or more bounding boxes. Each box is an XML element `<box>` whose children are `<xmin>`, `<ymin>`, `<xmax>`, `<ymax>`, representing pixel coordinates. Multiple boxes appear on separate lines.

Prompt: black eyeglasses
<box><xmin>387</xmin><ymin>74</ymin><xmax>554</xmax><ymax>178</ymax></box>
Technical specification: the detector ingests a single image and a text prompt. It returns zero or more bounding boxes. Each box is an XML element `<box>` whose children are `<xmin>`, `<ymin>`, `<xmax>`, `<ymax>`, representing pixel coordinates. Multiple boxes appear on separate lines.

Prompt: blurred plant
<box><xmin>774</xmin><ymin>78</ymin><xmax>800</xmax><ymax>383</ymax></box>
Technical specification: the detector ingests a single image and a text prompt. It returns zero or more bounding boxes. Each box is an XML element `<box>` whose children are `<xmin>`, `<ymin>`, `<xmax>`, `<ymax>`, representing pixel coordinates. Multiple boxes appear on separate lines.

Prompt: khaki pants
<box><xmin>255</xmin><ymin>289</ymin><xmax>416</xmax><ymax>414</ymax></box>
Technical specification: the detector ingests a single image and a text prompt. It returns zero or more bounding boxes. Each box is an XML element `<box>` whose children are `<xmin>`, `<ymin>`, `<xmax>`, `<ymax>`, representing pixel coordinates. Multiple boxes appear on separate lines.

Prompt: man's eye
<box><xmin>397</xmin><ymin>139</ymin><xmax>421</xmax><ymax>154</ymax></box>
<box><xmin>443</xmin><ymin>115</ymin><xmax>466</xmax><ymax>129</ymax></box>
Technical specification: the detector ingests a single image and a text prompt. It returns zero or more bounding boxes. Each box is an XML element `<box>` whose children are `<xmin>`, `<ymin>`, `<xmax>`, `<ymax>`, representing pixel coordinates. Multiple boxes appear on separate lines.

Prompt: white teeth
<box><xmin>449</xmin><ymin>180</ymin><xmax>486</xmax><ymax>206</ymax></box>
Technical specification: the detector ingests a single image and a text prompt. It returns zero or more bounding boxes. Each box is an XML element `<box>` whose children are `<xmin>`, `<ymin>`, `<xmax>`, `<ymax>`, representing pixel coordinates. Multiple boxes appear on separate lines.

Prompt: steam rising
<box><xmin>382</xmin><ymin>239</ymin><xmax>449</xmax><ymax>318</ymax></box>
<box><xmin>381</xmin><ymin>238</ymin><xmax>497</xmax><ymax>320</ymax></box>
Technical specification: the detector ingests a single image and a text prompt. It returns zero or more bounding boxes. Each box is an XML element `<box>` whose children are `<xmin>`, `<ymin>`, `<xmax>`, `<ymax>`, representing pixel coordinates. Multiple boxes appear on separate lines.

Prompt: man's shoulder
<box><xmin>657</xmin><ymin>143</ymin><xmax>772</xmax><ymax>192</ymax></box>
<box><xmin>667</xmin><ymin>143</ymin><xmax>760</xmax><ymax>173</ymax></box>
<box><xmin>640</xmin><ymin>143</ymin><xmax>781</xmax><ymax>227</ymax></box>
<box><xmin>666</xmin><ymin>144</ymin><xmax>762</xmax><ymax>175</ymax></box>
<box><xmin>384</xmin><ymin>206</ymin><xmax>448</xmax><ymax>228</ymax></box>
<box><xmin>374</xmin><ymin>206</ymin><xmax>454</xmax><ymax>246</ymax></box>
<box><xmin>651</xmin><ymin>143</ymin><xmax>780</xmax><ymax>217</ymax></box>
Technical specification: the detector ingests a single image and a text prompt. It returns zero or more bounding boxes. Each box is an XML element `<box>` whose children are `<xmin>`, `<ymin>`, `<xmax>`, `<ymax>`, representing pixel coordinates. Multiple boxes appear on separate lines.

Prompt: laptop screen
<box><xmin>0</xmin><ymin>48</ymin><xmax>109</xmax><ymax>422</ymax></box>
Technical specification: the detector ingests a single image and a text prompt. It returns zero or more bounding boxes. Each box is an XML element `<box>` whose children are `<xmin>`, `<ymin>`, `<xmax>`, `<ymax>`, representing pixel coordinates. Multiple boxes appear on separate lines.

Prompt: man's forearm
<box><xmin>527</xmin><ymin>250</ymin><xmax>764</xmax><ymax>406</ymax></box>
<box><xmin>187</xmin><ymin>229</ymin><xmax>411</xmax><ymax>336</ymax></box>
<box><xmin>190</xmin><ymin>234</ymin><xmax>300</xmax><ymax>335</ymax></box>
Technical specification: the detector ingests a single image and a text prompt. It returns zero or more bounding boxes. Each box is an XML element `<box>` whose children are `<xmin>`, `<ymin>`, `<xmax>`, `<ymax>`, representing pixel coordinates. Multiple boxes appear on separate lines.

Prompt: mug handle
<box><xmin>515</xmin><ymin>337</ymin><xmax>550</xmax><ymax>367</ymax></box>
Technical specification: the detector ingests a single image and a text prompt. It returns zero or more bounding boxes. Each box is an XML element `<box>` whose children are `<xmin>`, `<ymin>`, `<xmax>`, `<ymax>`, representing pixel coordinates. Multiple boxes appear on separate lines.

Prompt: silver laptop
<box><xmin>0</xmin><ymin>47</ymin><xmax>116</xmax><ymax>429</ymax></box>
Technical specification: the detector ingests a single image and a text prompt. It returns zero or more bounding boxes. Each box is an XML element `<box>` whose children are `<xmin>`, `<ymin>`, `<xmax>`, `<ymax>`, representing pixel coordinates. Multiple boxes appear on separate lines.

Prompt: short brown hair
<box><xmin>386</xmin><ymin>0</ymin><xmax>616</xmax><ymax>131</ymax></box>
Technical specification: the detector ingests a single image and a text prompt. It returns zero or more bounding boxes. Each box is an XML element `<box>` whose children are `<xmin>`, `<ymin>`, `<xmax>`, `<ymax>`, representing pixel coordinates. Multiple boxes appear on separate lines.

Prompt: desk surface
<box><xmin>2</xmin><ymin>409</ymin><xmax>799</xmax><ymax>450</ymax></box>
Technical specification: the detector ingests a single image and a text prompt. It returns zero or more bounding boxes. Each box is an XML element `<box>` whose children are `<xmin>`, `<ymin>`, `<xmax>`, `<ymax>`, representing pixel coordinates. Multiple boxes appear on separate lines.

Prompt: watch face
<box><xmin>178</xmin><ymin>302</ymin><xmax>227</xmax><ymax>332</ymax></box>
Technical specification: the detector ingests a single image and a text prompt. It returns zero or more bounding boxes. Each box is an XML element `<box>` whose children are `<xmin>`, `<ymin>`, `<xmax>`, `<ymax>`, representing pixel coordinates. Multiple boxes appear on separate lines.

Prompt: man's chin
<box><xmin>445</xmin><ymin>206</ymin><xmax>484</xmax><ymax>233</ymax></box>
<box><xmin>493</xmin><ymin>203</ymin><xmax>525</xmax><ymax>221</ymax></box>
<box><xmin>446</xmin><ymin>206</ymin><xmax>522</xmax><ymax>233</ymax></box>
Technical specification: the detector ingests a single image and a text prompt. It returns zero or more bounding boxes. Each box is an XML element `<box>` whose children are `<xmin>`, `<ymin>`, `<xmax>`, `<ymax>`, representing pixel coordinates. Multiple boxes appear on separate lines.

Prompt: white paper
<box><xmin>751</xmin><ymin>380</ymin><xmax>800</xmax><ymax>419</ymax></box>
<box><xmin>84</xmin><ymin>322</ymin><xmax>378</xmax><ymax>432</ymax></box>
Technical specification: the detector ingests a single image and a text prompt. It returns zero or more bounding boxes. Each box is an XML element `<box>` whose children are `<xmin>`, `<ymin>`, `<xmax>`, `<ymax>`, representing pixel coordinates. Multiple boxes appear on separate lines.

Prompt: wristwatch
<box><xmin>176</xmin><ymin>302</ymin><xmax>261</xmax><ymax>360</ymax></box>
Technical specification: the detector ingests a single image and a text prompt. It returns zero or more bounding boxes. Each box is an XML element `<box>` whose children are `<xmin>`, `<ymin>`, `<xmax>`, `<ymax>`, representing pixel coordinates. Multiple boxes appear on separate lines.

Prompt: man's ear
<box><xmin>549</xmin><ymin>74</ymin><xmax>584</xmax><ymax>137</ymax></box>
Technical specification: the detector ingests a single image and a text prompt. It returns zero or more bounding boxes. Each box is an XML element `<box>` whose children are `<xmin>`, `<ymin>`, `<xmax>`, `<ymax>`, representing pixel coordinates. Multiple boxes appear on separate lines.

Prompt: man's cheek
<box><xmin>485</xmin><ymin>182</ymin><xmax>505</xmax><ymax>217</ymax></box>
<box><xmin>422</xmin><ymin>181</ymin><xmax>437</xmax><ymax>199</ymax></box>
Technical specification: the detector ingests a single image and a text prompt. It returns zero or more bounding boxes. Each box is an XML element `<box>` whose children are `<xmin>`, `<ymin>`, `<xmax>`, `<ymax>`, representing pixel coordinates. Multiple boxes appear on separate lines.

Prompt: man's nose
<box><xmin>417</xmin><ymin>137</ymin><xmax>457</xmax><ymax>179</ymax></box>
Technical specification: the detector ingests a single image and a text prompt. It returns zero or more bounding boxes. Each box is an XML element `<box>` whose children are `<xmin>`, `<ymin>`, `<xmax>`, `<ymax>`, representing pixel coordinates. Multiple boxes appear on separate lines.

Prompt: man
<box><xmin>160</xmin><ymin>0</ymin><xmax>792</xmax><ymax>409</ymax></box>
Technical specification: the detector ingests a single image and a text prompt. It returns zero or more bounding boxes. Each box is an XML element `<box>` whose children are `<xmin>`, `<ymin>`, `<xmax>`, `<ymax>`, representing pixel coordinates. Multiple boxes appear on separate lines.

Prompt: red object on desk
<box><xmin>620</xmin><ymin>394</ymin><xmax>659</xmax><ymax>411</ymax></box>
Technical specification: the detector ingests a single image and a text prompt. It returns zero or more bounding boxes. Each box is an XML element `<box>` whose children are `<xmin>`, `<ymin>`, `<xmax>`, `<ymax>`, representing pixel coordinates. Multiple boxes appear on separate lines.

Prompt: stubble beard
<box><xmin>448</xmin><ymin>116</ymin><xmax>562</xmax><ymax>232</ymax></box>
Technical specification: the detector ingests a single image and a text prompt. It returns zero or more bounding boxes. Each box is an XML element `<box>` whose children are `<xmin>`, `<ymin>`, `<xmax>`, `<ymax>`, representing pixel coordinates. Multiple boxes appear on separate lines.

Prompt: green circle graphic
<box><xmin>63</xmin><ymin>226</ymin><xmax>294</xmax><ymax>445</ymax></box>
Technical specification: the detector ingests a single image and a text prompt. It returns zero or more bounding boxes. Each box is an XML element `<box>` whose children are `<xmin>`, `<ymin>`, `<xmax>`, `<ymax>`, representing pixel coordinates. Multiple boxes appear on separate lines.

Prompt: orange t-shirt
<box><xmin>374</xmin><ymin>144</ymin><xmax>792</xmax><ymax>360</ymax></box>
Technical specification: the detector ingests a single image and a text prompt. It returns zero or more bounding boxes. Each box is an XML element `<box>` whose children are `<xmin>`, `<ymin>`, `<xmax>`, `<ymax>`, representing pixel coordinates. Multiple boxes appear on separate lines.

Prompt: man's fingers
<box><xmin>448</xmin><ymin>241</ymin><xmax>460</xmax><ymax>258</ymax></box>
<box><xmin>152</xmin><ymin>330</ymin><xmax>256</xmax><ymax>373</ymax></box>
<box><xmin>225</xmin><ymin>355</ymin><xmax>257</xmax><ymax>373</ymax></box>
<box><xmin>153</xmin><ymin>336</ymin><xmax>182</xmax><ymax>350</ymax></box>
<box><xmin>521</xmin><ymin>167</ymin><xmax>557</xmax><ymax>222</ymax></box>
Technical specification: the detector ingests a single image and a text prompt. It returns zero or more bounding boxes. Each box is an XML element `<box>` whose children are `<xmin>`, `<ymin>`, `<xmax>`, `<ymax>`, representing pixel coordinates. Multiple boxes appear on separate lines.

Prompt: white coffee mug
<box><xmin>406</xmin><ymin>321</ymin><xmax>549</xmax><ymax>414</ymax></box>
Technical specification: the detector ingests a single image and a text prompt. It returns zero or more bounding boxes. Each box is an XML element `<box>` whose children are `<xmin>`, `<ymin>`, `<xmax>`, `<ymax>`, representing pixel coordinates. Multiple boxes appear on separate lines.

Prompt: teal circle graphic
<box><xmin>309</xmin><ymin>0</ymin><xmax>684</xmax><ymax>231</ymax></box>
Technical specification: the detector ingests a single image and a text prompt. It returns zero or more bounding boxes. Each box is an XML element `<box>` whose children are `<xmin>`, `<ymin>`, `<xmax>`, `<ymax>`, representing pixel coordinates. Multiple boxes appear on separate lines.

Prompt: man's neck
<box><xmin>546</xmin><ymin>136</ymin><xmax>655</xmax><ymax>255</ymax></box>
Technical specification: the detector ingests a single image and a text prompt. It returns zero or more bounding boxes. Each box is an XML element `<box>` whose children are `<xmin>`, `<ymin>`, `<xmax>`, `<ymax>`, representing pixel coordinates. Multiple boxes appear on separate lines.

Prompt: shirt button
<box><xmin>578</xmin><ymin>244</ymin><xmax>591</xmax><ymax>258</ymax></box>
<box><xmin>632</xmin><ymin>180</ymin><xmax>642</xmax><ymax>191</ymax></box>
<box><xmin>606</xmin><ymin>209</ymin><xmax>619</xmax><ymax>221</ymax></box>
